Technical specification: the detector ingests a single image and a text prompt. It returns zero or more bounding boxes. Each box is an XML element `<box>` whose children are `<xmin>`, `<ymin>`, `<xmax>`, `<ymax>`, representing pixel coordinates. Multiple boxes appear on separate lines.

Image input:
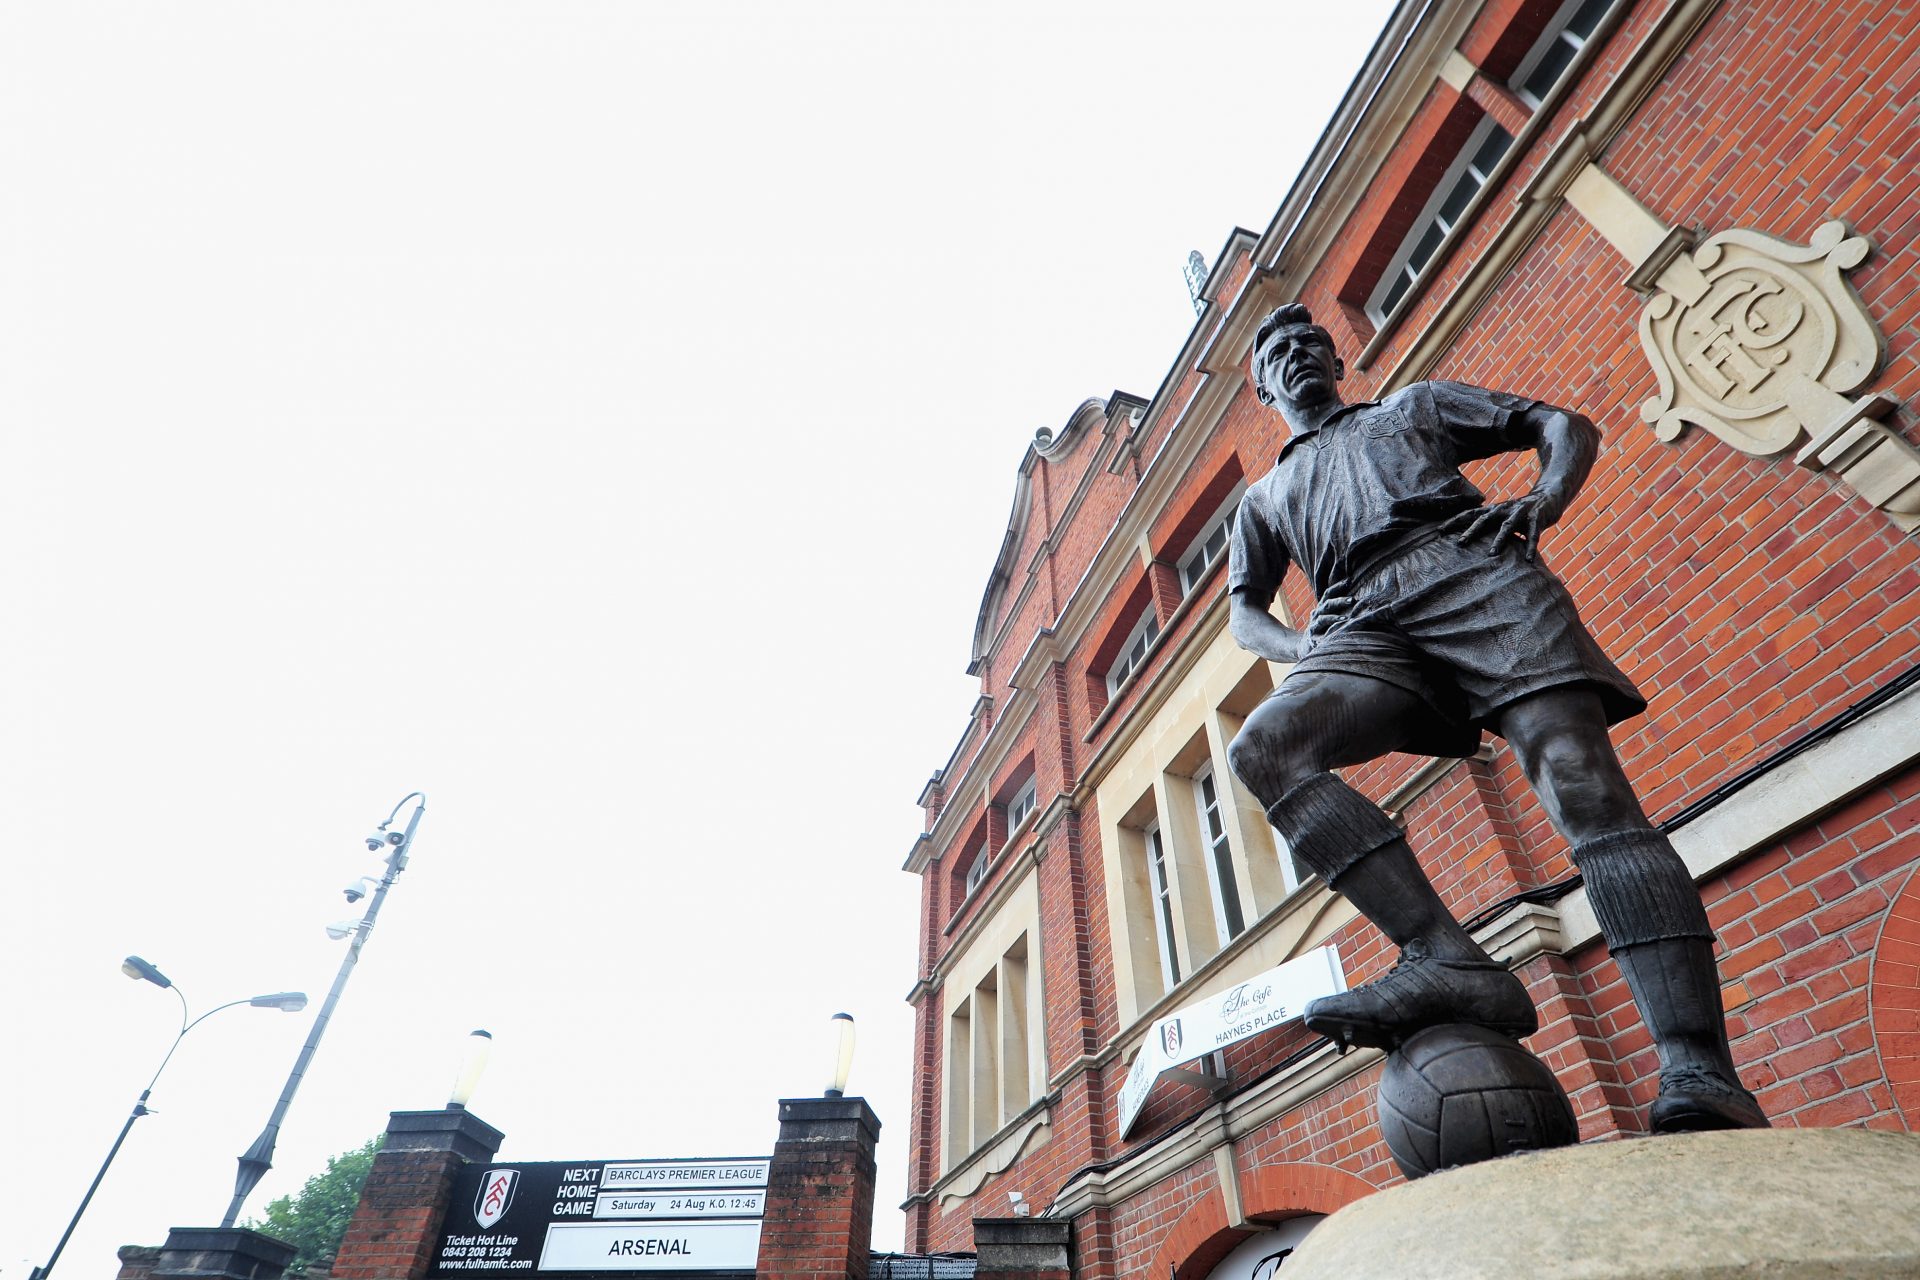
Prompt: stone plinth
<box><xmin>974</xmin><ymin>1217</ymin><xmax>1071</xmax><ymax>1277</ymax></box>
<box><xmin>1285</xmin><ymin>1129</ymin><xmax>1920</xmax><ymax>1278</ymax></box>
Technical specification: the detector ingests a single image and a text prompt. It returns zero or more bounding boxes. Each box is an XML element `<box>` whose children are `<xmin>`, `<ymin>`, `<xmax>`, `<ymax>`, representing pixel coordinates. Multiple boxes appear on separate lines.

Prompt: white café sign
<box><xmin>1118</xmin><ymin>946</ymin><xmax>1345</xmax><ymax>1137</ymax></box>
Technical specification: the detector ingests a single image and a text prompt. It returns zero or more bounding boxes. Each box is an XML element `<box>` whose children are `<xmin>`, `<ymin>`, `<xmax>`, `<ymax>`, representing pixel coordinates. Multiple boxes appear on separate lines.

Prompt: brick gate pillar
<box><xmin>332</xmin><ymin>1109</ymin><xmax>504</xmax><ymax>1280</ymax></box>
<box><xmin>756</xmin><ymin>1096</ymin><xmax>881</xmax><ymax>1280</ymax></box>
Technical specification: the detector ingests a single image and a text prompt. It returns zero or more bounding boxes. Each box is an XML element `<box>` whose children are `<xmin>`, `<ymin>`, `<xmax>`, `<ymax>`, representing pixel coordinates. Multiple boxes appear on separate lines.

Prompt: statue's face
<box><xmin>1256</xmin><ymin>323</ymin><xmax>1340</xmax><ymax>409</ymax></box>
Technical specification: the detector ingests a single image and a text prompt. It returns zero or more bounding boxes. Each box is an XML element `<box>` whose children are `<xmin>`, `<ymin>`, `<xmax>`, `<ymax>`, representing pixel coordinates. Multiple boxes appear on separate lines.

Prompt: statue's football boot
<box><xmin>1650</xmin><ymin>1065</ymin><xmax>1770</xmax><ymax>1132</ymax></box>
<box><xmin>1303</xmin><ymin>937</ymin><xmax>1538</xmax><ymax>1051</ymax></box>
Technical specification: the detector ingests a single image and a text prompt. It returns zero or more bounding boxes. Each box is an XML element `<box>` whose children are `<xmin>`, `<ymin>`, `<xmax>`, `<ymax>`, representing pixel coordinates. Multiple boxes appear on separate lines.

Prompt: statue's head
<box><xmin>1251</xmin><ymin>303</ymin><xmax>1344</xmax><ymax>410</ymax></box>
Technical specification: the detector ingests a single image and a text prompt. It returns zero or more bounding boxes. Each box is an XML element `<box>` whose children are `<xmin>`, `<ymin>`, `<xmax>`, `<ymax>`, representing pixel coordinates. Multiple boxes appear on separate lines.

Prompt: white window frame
<box><xmin>1365</xmin><ymin>117</ymin><xmax>1514</xmax><ymax>325</ymax></box>
<box><xmin>1193</xmin><ymin>763</ymin><xmax>1246</xmax><ymax>945</ymax></box>
<box><xmin>1177</xmin><ymin>486</ymin><xmax>1247</xmax><ymax>596</ymax></box>
<box><xmin>964</xmin><ymin>843</ymin><xmax>990</xmax><ymax>895</ymax></box>
<box><xmin>1144</xmin><ymin>821</ymin><xmax>1182</xmax><ymax>990</ymax></box>
<box><xmin>1510</xmin><ymin>0</ymin><xmax>1614</xmax><ymax>109</ymax></box>
<box><xmin>1106</xmin><ymin>609</ymin><xmax>1162</xmax><ymax>696</ymax></box>
<box><xmin>1005</xmin><ymin>775</ymin><xmax>1038</xmax><ymax>838</ymax></box>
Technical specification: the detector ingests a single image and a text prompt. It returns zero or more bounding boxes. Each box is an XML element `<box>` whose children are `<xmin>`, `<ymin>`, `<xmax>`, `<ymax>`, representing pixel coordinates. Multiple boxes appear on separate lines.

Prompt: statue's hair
<box><xmin>1251</xmin><ymin>303</ymin><xmax>1338</xmax><ymax>405</ymax></box>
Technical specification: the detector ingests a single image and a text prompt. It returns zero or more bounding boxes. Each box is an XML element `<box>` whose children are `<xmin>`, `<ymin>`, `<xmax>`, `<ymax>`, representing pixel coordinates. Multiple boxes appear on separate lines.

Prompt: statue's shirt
<box><xmin>1229</xmin><ymin>380</ymin><xmax>1539</xmax><ymax>600</ymax></box>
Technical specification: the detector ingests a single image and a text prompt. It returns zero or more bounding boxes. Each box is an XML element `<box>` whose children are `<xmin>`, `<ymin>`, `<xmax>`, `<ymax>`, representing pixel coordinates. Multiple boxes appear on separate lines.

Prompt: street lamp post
<box><xmin>220</xmin><ymin>791</ymin><xmax>425</xmax><ymax>1228</ymax></box>
<box><xmin>29</xmin><ymin>958</ymin><xmax>307</xmax><ymax>1280</ymax></box>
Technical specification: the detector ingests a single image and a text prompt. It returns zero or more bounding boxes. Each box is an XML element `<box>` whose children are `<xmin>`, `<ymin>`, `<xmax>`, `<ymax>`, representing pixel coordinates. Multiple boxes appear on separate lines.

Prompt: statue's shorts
<box><xmin>1287</xmin><ymin>529</ymin><xmax>1646</xmax><ymax>758</ymax></box>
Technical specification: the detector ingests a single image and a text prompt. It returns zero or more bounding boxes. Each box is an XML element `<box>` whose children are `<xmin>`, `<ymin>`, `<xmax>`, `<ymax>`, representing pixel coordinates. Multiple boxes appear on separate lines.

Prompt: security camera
<box><xmin>343</xmin><ymin>877</ymin><xmax>371</xmax><ymax>904</ymax></box>
<box><xmin>365</xmin><ymin>834</ymin><xmax>386</xmax><ymax>852</ymax></box>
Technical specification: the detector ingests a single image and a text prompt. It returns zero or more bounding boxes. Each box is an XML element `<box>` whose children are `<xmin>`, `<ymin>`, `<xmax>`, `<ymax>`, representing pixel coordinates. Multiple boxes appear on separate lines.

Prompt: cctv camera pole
<box><xmin>220</xmin><ymin>792</ymin><xmax>425</xmax><ymax>1229</ymax></box>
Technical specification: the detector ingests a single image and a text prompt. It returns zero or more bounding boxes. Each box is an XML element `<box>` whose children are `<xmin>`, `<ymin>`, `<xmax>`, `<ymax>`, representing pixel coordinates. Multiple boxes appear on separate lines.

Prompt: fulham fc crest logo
<box><xmin>474</xmin><ymin>1168</ymin><xmax>519</xmax><ymax>1229</ymax></box>
<box><xmin>1161</xmin><ymin>1018</ymin><xmax>1183</xmax><ymax>1059</ymax></box>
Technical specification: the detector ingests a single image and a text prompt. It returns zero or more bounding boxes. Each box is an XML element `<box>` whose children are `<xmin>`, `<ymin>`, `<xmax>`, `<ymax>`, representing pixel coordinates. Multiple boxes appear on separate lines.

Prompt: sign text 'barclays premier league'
<box><xmin>1118</xmin><ymin>946</ymin><xmax>1346</xmax><ymax>1136</ymax></box>
<box><xmin>429</xmin><ymin>1158</ymin><xmax>769</xmax><ymax>1274</ymax></box>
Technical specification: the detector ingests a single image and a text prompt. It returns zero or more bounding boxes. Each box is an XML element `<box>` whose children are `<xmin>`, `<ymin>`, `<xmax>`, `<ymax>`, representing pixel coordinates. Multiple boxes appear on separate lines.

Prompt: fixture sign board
<box><xmin>539</xmin><ymin>1222</ymin><xmax>762</xmax><ymax>1272</ymax></box>
<box><xmin>428</xmin><ymin>1157</ymin><xmax>766</xmax><ymax>1276</ymax></box>
<box><xmin>596</xmin><ymin>1190</ymin><xmax>767</xmax><ymax>1220</ymax></box>
<box><xmin>600</xmin><ymin>1161</ymin><xmax>770</xmax><ymax>1191</ymax></box>
<box><xmin>1118</xmin><ymin>946</ymin><xmax>1346</xmax><ymax>1138</ymax></box>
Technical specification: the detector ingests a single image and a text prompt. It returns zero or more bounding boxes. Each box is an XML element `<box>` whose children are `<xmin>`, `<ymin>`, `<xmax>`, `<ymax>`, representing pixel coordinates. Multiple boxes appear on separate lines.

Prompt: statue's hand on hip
<box><xmin>1303</xmin><ymin>595</ymin><xmax>1355</xmax><ymax>656</ymax></box>
<box><xmin>1455</xmin><ymin>492</ymin><xmax>1561</xmax><ymax>561</ymax></box>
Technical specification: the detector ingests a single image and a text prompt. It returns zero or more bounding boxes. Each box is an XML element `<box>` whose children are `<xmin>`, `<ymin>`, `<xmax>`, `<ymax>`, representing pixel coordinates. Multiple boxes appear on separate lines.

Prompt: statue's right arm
<box><xmin>1229</xmin><ymin>587</ymin><xmax>1307</xmax><ymax>663</ymax></box>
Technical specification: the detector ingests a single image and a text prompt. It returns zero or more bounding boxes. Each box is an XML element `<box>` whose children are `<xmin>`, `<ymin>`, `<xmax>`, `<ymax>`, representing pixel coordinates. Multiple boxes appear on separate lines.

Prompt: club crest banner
<box><xmin>1118</xmin><ymin>946</ymin><xmax>1345</xmax><ymax>1137</ymax></box>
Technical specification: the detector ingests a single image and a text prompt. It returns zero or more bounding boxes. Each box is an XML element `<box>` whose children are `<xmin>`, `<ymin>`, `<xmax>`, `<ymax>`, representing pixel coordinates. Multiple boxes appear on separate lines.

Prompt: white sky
<box><xmin>0</xmin><ymin>2</ymin><xmax>1395</xmax><ymax>1271</ymax></box>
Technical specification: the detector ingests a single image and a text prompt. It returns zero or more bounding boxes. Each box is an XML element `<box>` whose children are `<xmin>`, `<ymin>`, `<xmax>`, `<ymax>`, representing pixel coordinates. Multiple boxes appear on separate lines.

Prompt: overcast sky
<box><xmin>0</xmin><ymin>2</ymin><xmax>1396</xmax><ymax>1270</ymax></box>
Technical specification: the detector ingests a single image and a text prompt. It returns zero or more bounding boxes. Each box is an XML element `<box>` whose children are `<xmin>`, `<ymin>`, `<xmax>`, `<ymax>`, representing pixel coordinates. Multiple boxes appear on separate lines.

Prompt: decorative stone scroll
<box><xmin>1638</xmin><ymin>221</ymin><xmax>1880</xmax><ymax>455</ymax></box>
<box><xmin>1559</xmin><ymin>160</ymin><xmax>1920</xmax><ymax>533</ymax></box>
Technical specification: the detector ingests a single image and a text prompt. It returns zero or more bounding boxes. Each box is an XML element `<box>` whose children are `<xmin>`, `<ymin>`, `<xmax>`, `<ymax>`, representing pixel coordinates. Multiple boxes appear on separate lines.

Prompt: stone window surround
<box><xmin>1096</xmin><ymin>625</ymin><xmax>1319</xmax><ymax>1028</ymax></box>
<box><xmin>937</xmin><ymin>865</ymin><xmax>1048</xmax><ymax>1178</ymax></box>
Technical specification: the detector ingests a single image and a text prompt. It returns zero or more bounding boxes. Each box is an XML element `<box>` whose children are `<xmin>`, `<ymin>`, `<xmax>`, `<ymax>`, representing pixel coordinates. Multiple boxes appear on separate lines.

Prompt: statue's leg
<box><xmin>1228</xmin><ymin>672</ymin><xmax>1536</xmax><ymax>1049</ymax></box>
<box><xmin>1499</xmin><ymin>689</ymin><xmax>1768</xmax><ymax>1131</ymax></box>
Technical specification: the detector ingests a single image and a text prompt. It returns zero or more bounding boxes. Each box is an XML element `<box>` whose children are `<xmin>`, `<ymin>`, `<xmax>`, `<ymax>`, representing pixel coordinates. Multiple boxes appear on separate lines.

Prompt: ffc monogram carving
<box><xmin>1638</xmin><ymin>221</ymin><xmax>1882</xmax><ymax>456</ymax></box>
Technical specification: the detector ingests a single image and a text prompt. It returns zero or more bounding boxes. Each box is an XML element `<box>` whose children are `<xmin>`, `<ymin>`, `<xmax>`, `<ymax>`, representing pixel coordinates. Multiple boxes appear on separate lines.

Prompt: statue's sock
<box><xmin>1575</xmin><ymin>829</ymin><xmax>1739</xmax><ymax>1079</ymax></box>
<box><xmin>1266</xmin><ymin>772</ymin><xmax>1483</xmax><ymax>961</ymax></box>
<box><xmin>1572</xmin><ymin>828</ymin><xmax>1713</xmax><ymax>948</ymax></box>
<box><xmin>1263</xmin><ymin>772</ymin><xmax>1401</xmax><ymax>882</ymax></box>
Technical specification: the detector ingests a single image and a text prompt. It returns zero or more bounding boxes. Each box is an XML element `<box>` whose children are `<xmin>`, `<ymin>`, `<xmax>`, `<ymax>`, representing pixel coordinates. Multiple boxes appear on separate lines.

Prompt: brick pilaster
<box><xmin>974</xmin><ymin>1218</ymin><xmax>1071</xmax><ymax>1280</ymax></box>
<box><xmin>331</xmin><ymin>1109</ymin><xmax>504</xmax><ymax>1280</ymax></box>
<box><xmin>756</xmin><ymin>1097</ymin><xmax>880</xmax><ymax>1280</ymax></box>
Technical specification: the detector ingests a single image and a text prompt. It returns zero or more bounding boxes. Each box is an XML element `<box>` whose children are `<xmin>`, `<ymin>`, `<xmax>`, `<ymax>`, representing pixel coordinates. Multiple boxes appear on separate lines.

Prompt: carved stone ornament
<box><xmin>1633</xmin><ymin>219</ymin><xmax>1920</xmax><ymax>531</ymax></box>
<box><xmin>1638</xmin><ymin>221</ymin><xmax>1881</xmax><ymax>455</ymax></box>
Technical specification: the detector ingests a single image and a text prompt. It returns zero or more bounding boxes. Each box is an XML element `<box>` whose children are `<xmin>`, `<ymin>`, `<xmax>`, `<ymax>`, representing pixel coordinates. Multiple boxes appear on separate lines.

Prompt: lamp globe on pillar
<box><xmin>449</xmin><ymin>1029</ymin><xmax>493</xmax><ymax>1110</ymax></box>
<box><xmin>825</xmin><ymin>1012</ymin><xmax>856</xmax><ymax>1098</ymax></box>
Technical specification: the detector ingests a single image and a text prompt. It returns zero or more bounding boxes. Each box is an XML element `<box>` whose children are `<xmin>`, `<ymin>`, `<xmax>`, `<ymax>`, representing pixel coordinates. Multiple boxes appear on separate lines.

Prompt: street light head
<box><xmin>121</xmin><ymin>956</ymin><xmax>172</xmax><ymax>989</ymax></box>
<box><xmin>325</xmin><ymin>920</ymin><xmax>358</xmax><ymax>941</ymax></box>
<box><xmin>250</xmin><ymin>992</ymin><xmax>310</xmax><ymax>1013</ymax></box>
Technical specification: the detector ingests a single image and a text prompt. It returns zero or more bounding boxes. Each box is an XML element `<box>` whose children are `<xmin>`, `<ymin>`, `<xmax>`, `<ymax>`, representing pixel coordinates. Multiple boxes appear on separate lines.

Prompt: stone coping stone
<box><xmin>1284</xmin><ymin>1128</ymin><xmax>1920</xmax><ymax>1279</ymax></box>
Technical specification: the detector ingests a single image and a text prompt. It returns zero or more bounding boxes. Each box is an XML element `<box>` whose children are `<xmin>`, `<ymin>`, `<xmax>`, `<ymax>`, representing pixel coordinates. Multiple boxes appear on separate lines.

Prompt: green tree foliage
<box><xmin>246</xmin><ymin>1135</ymin><xmax>384</xmax><ymax>1275</ymax></box>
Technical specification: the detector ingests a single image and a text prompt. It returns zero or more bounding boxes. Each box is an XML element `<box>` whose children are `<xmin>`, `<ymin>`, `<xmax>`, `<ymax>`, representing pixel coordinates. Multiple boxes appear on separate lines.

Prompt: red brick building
<box><xmin>901</xmin><ymin>0</ymin><xmax>1920</xmax><ymax>1274</ymax></box>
